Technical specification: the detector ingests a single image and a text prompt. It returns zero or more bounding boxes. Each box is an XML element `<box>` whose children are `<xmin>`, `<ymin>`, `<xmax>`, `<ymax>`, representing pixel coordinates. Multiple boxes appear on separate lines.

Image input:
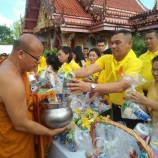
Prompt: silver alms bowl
<box><xmin>40</xmin><ymin>102</ymin><xmax>59</xmax><ymax>109</ymax></box>
<box><xmin>40</xmin><ymin>106</ymin><xmax>73</xmax><ymax>128</ymax></box>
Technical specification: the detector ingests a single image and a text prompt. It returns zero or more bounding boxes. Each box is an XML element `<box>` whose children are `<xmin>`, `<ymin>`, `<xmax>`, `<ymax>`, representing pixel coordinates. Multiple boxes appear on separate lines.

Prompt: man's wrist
<box><xmin>90</xmin><ymin>83</ymin><xmax>97</xmax><ymax>92</ymax></box>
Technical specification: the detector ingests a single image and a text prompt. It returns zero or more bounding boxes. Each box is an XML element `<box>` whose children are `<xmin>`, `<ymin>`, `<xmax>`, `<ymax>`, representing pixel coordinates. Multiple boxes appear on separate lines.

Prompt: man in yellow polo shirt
<box><xmin>68</xmin><ymin>29</ymin><xmax>143</xmax><ymax>128</ymax></box>
<box><xmin>139</xmin><ymin>29</ymin><xmax>158</xmax><ymax>92</ymax></box>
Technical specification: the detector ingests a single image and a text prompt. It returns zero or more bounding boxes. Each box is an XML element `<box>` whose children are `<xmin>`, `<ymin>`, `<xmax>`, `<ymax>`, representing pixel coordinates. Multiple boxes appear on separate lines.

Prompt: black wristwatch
<box><xmin>90</xmin><ymin>83</ymin><xmax>96</xmax><ymax>92</ymax></box>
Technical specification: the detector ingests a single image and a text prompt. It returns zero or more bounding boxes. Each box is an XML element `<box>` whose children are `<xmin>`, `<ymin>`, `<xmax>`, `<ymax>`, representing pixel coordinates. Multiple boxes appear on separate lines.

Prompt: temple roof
<box><xmin>94</xmin><ymin>0</ymin><xmax>145</xmax><ymax>13</ymax></box>
<box><xmin>54</xmin><ymin>0</ymin><xmax>91</xmax><ymax>17</ymax></box>
<box><xmin>23</xmin><ymin>0</ymin><xmax>153</xmax><ymax>33</ymax></box>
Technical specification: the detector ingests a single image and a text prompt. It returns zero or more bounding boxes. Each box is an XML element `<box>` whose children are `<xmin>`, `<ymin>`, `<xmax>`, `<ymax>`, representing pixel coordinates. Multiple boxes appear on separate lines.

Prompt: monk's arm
<box><xmin>0</xmin><ymin>76</ymin><xmax>66</xmax><ymax>136</ymax></box>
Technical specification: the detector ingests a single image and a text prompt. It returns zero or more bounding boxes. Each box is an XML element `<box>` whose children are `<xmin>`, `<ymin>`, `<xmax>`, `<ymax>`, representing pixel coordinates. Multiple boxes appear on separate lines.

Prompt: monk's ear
<box><xmin>18</xmin><ymin>50</ymin><xmax>25</xmax><ymax>59</ymax></box>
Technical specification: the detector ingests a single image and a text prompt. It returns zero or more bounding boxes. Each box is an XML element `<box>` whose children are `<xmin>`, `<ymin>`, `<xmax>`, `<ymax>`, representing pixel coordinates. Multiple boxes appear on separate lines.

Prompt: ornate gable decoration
<box><xmin>52</xmin><ymin>4</ymin><xmax>65</xmax><ymax>28</ymax></box>
<box><xmin>40</xmin><ymin>0</ymin><xmax>55</xmax><ymax>16</ymax></box>
<box><xmin>154</xmin><ymin>0</ymin><xmax>158</xmax><ymax>10</ymax></box>
<box><xmin>34</xmin><ymin>0</ymin><xmax>65</xmax><ymax>32</ymax></box>
<box><xmin>33</xmin><ymin>6</ymin><xmax>50</xmax><ymax>32</ymax></box>
<box><xmin>78</xmin><ymin>0</ymin><xmax>107</xmax><ymax>22</ymax></box>
<box><xmin>41</xmin><ymin>0</ymin><xmax>65</xmax><ymax>27</ymax></box>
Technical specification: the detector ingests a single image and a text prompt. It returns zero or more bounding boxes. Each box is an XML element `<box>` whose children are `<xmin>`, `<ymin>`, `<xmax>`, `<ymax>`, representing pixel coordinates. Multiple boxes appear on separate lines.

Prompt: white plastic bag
<box><xmin>121</xmin><ymin>74</ymin><xmax>150</xmax><ymax>121</ymax></box>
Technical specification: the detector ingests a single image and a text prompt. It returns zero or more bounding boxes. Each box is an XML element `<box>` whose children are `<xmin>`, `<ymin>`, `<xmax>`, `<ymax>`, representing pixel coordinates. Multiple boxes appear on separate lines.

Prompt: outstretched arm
<box><xmin>74</xmin><ymin>63</ymin><xmax>101</xmax><ymax>78</ymax></box>
<box><xmin>68</xmin><ymin>77</ymin><xmax>130</xmax><ymax>94</ymax></box>
<box><xmin>0</xmin><ymin>73</ymin><xmax>66</xmax><ymax>137</ymax></box>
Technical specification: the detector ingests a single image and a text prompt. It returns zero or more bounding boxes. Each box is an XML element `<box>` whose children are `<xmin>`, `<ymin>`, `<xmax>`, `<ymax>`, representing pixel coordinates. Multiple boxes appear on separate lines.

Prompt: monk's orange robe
<box><xmin>0</xmin><ymin>60</ymin><xmax>51</xmax><ymax>158</ymax></box>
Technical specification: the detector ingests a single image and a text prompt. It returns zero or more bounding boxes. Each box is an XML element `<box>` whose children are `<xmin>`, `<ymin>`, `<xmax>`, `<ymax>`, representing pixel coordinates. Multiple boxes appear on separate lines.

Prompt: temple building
<box><xmin>23</xmin><ymin>0</ymin><xmax>158</xmax><ymax>49</ymax></box>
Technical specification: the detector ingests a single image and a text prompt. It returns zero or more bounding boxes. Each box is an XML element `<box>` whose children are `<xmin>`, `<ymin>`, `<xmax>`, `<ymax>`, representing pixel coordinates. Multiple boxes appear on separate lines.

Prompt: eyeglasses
<box><xmin>22</xmin><ymin>49</ymin><xmax>42</xmax><ymax>62</ymax></box>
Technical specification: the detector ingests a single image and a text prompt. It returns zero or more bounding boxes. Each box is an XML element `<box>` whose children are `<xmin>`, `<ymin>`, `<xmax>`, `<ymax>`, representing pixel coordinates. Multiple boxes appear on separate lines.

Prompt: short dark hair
<box><xmin>112</xmin><ymin>29</ymin><xmax>132</xmax><ymax>40</ymax></box>
<box><xmin>113</xmin><ymin>29</ymin><xmax>131</xmax><ymax>36</ymax></box>
<box><xmin>57</xmin><ymin>46</ymin><xmax>72</xmax><ymax>63</ymax></box>
<box><xmin>145</xmin><ymin>29</ymin><xmax>158</xmax><ymax>38</ymax></box>
<box><xmin>96</xmin><ymin>37</ymin><xmax>105</xmax><ymax>44</ymax></box>
<box><xmin>88</xmin><ymin>48</ymin><xmax>101</xmax><ymax>57</ymax></box>
<box><xmin>73</xmin><ymin>46</ymin><xmax>85</xmax><ymax>67</ymax></box>
<box><xmin>46</xmin><ymin>54</ymin><xmax>62</xmax><ymax>71</ymax></box>
<box><xmin>83</xmin><ymin>47</ymin><xmax>89</xmax><ymax>50</ymax></box>
<box><xmin>152</xmin><ymin>55</ymin><xmax>158</xmax><ymax>64</ymax></box>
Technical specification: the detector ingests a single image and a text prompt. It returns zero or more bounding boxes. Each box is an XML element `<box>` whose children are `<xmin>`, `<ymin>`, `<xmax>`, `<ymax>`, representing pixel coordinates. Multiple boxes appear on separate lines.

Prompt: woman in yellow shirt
<box><xmin>84</xmin><ymin>48</ymin><xmax>101</xmax><ymax>83</ymax></box>
<box><xmin>57</xmin><ymin>46</ymin><xmax>80</xmax><ymax>72</ymax></box>
<box><xmin>126</xmin><ymin>55</ymin><xmax>158</xmax><ymax>125</ymax></box>
<box><xmin>72</xmin><ymin>46</ymin><xmax>86</xmax><ymax>67</ymax></box>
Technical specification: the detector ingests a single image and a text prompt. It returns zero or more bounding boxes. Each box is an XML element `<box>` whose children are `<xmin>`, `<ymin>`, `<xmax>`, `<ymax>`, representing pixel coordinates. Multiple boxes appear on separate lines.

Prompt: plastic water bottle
<box><xmin>28</xmin><ymin>74</ymin><xmax>39</xmax><ymax>92</ymax></box>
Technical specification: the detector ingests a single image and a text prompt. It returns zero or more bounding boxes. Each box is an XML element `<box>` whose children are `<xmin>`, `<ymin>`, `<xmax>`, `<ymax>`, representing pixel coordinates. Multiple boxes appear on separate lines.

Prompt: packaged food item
<box><xmin>90</xmin><ymin>96</ymin><xmax>110</xmax><ymax>114</ymax></box>
<box><xmin>56</xmin><ymin>75</ymin><xmax>64</xmax><ymax>94</ymax></box>
<box><xmin>46</xmin><ymin>89</ymin><xmax>58</xmax><ymax>104</ymax></box>
<box><xmin>121</xmin><ymin>100</ymin><xmax>150</xmax><ymax>121</ymax></box>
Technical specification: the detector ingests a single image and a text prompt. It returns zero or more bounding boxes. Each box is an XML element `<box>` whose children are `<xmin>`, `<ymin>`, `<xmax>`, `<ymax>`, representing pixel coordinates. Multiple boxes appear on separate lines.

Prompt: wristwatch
<box><xmin>90</xmin><ymin>83</ymin><xmax>96</xmax><ymax>92</ymax></box>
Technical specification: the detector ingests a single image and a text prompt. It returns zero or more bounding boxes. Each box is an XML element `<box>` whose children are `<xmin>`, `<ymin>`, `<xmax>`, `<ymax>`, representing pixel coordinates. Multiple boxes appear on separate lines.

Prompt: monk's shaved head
<box><xmin>12</xmin><ymin>34</ymin><xmax>43</xmax><ymax>54</ymax></box>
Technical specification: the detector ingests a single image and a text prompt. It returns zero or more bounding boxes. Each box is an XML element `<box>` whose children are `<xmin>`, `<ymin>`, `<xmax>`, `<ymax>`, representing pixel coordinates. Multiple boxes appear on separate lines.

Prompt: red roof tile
<box><xmin>94</xmin><ymin>0</ymin><xmax>144</xmax><ymax>13</ymax></box>
<box><xmin>54</xmin><ymin>0</ymin><xmax>91</xmax><ymax>18</ymax></box>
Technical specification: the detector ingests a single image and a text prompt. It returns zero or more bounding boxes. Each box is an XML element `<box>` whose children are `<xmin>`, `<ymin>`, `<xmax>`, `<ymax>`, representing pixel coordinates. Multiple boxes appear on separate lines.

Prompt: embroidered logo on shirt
<box><xmin>117</xmin><ymin>67</ymin><xmax>123</xmax><ymax>75</ymax></box>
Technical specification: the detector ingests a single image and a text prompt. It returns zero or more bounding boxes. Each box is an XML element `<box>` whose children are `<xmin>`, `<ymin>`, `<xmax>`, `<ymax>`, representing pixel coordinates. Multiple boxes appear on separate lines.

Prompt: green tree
<box><xmin>44</xmin><ymin>48</ymin><xmax>57</xmax><ymax>57</ymax></box>
<box><xmin>0</xmin><ymin>25</ymin><xmax>14</xmax><ymax>44</ymax></box>
<box><xmin>132</xmin><ymin>32</ymin><xmax>145</xmax><ymax>57</ymax></box>
<box><xmin>12</xmin><ymin>18</ymin><xmax>23</xmax><ymax>39</ymax></box>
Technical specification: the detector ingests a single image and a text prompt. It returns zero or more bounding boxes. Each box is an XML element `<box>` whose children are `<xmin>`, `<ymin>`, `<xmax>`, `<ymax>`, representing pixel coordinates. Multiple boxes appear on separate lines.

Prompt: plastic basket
<box><xmin>90</xmin><ymin>119</ymin><xmax>154</xmax><ymax>158</ymax></box>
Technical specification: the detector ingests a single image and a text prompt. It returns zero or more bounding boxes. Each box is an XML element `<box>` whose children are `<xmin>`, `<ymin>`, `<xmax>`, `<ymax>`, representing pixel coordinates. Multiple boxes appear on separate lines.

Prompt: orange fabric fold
<box><xmin>0</xmin><ymin>57</ymin><xmax>52</xmax><ymax>158</ymax></box>
<box><xmin>23</xmin><ymin>73</ymin><xmax>52</xmax><ymax>158</ymax></box>
<box><xmin>0</xmin><ymin>59</ymin><xmax>36</xmax><ymax>158</ymax></box>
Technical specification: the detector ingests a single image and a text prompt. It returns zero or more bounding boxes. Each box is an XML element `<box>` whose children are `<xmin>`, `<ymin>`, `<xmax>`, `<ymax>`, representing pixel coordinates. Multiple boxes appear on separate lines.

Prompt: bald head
<box><xmin>12</xmin><ymin>34</ymin><xmax>43</xmax><ymax>53</ymax></box>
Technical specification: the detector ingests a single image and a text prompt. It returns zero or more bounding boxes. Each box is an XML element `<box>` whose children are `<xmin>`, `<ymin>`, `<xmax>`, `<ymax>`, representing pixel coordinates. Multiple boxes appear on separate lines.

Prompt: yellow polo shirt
<box><xmin>96</xmin><ymin>49</ymin><xmax>143</xmax><ymax>105</ymax></box>
<box><xmin>139</xmin><ymin>50</ymin><xmax>158</xmax><ymax>90</ymax></box>
<box><xmin>85</xmin><ymin>61</ymin><xmax>99</xmax><ymax>82</ymax></box>
<box><xmin>147</xmin><ymin>80</ymin><xmax>158</xmax><ymax>124</ymax></box>
<box><xmin>59</xmin><ymin>59</ymin><xmax>80</xmax><ymax>72</ymax></box>
<box><xmin>37</xmin><ymin>56</ymin><xmax>47</xmax><ymax>73</ymax></box>
<box><xmin>98</xmin><ymin>70</ymin><xmax>112</xmax><ymax>106</ymax></box>
<box><xmin>84</xmin><ymin>61</ymin><xmax>90</xmax><ymax>67</ymax></box>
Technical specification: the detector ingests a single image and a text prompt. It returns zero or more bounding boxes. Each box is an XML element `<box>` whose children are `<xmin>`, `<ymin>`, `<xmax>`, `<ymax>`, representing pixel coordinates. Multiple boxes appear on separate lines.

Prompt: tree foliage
<box><xmin>0</xmin><ymin>17</ymin><xmax>23</xmax><ymax>45</ymax></box>
<box><xmin>44</xmin><ymin>48</ymin><xmax>57</xmax><ymax>57</ymax></box>
<box><xmin>0</xmin><ymin>25</ymin><xmax>14</xmax><ymax>44</ymax></box>
<box><xmin>12</xmin><ymin>18</ymin><xmax>23</xmax><ymax>39</ymax></box>
<box><xmin>132</xmin><ymin>32</ymin><xmax>146</xmax><ymax>57</ymax></box>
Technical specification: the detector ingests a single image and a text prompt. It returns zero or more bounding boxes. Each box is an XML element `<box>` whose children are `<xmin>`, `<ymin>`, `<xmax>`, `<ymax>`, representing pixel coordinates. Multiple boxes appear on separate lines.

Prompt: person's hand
<box><xmin>67</xmin><ymin>78</ymin><xmax>91</xmax><ymax>93</ymax></box>
<box><xmin>49</xmin><ymin>126</ymin><xmax>67</xmax><ymax>137</ymax></box>
<box><xmin>125</xmin><ymin>91</ymin><xmax>146</xmax><ymax>105</ymax></box>
<box><xmin>83</xmin><ymin>78</ymin><xmax>91</xmax><ymax>82</ymax></box>
<box><xmin>41</xmin><ymin>81</ymin><xmax>52</xmax><ymax>88</ymax></box>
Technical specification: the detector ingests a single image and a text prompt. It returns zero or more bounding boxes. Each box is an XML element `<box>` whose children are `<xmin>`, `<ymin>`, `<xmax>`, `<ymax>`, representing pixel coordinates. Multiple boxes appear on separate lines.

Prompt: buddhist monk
<box><xmin>0</xmin><ymin>34</ymin><xmax>66</xmax><ymax>158</ymax></box>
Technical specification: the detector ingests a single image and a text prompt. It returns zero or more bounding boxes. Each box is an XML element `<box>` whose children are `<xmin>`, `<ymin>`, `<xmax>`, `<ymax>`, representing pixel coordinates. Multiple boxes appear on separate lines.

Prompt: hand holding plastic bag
<box><xmin>121</xmin><ymin>74</ymin><xmax>150</xmax><ymax>121</ymax></box>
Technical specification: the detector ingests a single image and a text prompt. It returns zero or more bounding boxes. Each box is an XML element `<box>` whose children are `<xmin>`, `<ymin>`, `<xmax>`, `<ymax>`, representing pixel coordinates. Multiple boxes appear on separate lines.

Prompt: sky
<box><xmin>0</xmin><ymin>0</ymin><xmax>26</xmax><ymax>27</ymax></box>
<box><xmin>0</xmin><ymin>0</ymin><xmax>156</xmax><ymax>27</ymax></box>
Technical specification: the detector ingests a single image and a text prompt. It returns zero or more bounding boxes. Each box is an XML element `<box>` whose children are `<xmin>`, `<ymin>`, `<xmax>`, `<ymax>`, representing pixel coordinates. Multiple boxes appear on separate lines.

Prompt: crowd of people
<box><xmin>0</xmin><ymin>29</ymin><xmax>158</xmax><ymax>157</ymax></box>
